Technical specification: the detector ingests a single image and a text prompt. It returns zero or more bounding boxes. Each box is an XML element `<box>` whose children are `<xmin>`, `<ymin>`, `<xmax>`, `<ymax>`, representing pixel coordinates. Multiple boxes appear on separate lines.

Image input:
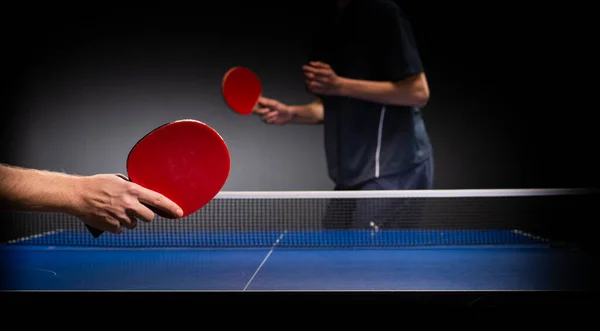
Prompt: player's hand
<box><xmin>303</xmin><ymin>61</ymin><xmax>343</xmax><ymax>96</ymax></box>
<box><xmin>70</xmin><ymin>174</ymin><xmax>183</xmax><ymax>234</ymax></box>
<box><xmin>254</xmin><ymin>96</ymin><xmax>295</xmax><ymax>125</ymax></box>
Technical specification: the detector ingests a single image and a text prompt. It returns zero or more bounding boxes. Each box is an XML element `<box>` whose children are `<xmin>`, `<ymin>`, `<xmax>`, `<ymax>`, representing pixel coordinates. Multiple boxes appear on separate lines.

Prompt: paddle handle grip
<box><xmin>86</xmin><ymin>224</ymin><xmax>104</xmax><ymax>238</ymax></box>
<box><xmin>84</xmin><ymin>203</ymin><xmax>173</xmax><ymax>238</ymax></box>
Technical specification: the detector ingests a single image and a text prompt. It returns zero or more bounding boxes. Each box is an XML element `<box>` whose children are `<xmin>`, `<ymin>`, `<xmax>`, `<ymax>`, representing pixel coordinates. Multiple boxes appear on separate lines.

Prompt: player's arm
<box><xmin>255</xmin><ymin>97</ymin><xmax>324</xmax><ymax>125</ymax></box>
<box><xmin>336</xmin><ymin>72</ymin><xmax>429</xmax><ymax>108</ymax></box>
<box><xmin>0</xmin><ymin>163</ymin><xmax>183</xmax><ymax>233</ymax></box>
<box><xmin>288</xmin><ymin>98</ymin><xmax>324</xmax><ymax>124</ymax></box>
<box><xmin>304</xmin><ymin>4</ymin><xmax>429</xmax><ymax>108</ymax></box>
<box><xmin>0</xmin><ymin>163</ymin><xmax>79</xmax><ymax>213</ymax></box>
<box><xmin>343</xmin><ymin>5</ymin><xmax>429</xmax><ymax>108</ymax></box>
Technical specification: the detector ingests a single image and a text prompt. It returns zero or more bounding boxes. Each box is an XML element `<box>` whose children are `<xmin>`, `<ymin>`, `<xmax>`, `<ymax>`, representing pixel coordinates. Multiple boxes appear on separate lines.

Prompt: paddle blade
<box><xmin>222</xmin><ymin>66</ymin><xmax>262</xmax><ymax>115</ymax></box>
<box><xmin>126</xmin><ymin>119</ymin><xmax>230</xmax><ymax>218</ymax></box>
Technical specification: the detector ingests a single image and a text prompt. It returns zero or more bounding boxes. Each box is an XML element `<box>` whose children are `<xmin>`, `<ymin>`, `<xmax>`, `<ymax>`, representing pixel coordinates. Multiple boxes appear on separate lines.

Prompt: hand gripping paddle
<box><xmin>85</xmin><ymin>119</ymin><xmax>231</xmax><ymax>237</ymax></box>
<box><xmin>222</xmin><ymin>66</ymin><xmax>262</xmax><ymax>115</ymax></box>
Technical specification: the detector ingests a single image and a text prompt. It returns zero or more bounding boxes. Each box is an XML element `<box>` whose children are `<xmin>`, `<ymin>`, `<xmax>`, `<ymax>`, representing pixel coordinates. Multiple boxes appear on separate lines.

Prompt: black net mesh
<box><xmin>0</xmin><ymin>189</ymin><xmax>595</xmax><ymax>248</ymax></box>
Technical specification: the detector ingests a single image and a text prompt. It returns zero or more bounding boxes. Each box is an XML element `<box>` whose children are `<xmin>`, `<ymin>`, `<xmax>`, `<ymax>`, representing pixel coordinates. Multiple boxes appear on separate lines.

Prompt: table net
<box><xmin>0</xmin><ymin>188</ymin><xmax>595</xmax><ymax>248</ymax></box>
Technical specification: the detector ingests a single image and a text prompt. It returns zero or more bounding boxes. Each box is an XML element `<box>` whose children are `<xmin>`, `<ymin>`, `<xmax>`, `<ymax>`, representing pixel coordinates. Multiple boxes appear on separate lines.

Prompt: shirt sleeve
<box><xmin>377</xmin><ymin>3</ymin><xmax>425</xmax><ymax>82</ymax></box>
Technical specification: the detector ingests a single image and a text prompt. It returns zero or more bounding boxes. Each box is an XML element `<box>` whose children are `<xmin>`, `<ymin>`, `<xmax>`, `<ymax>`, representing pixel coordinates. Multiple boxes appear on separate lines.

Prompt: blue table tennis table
<box><xmin>1</xmin><ymin>189</ymin><xmax>597</xmax><ymax>305</ymax></box>
<box><xmin>1</xmin><ymin>230</ymin><xmax>594</xmax><ymax>292</ymax></box>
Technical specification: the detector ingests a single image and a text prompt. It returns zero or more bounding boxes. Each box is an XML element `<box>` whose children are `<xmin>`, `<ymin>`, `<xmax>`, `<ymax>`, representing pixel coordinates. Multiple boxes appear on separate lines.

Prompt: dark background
<box><xmin>1</xmin><ymin>1</ymin><xmax>595</xmax><ymax>191</ymax></box>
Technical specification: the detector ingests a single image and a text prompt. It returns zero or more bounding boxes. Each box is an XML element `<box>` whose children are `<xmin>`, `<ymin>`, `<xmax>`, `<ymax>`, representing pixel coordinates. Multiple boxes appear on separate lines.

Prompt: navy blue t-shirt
<box><xmin>309</xmin><ymin>0</ymin><xmax>433</xmax><ymax>188</ymax></box>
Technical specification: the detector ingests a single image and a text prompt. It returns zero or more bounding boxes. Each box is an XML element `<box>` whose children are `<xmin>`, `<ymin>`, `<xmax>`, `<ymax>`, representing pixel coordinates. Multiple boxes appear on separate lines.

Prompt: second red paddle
<box><xmin>222</xmin><ymin>66</ymin><xmax>262</xmax><ymax>115</ymax></box>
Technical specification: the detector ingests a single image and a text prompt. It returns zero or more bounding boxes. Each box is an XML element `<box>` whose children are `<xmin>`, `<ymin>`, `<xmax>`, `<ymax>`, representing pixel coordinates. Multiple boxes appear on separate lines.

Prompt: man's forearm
<box><xmin>288</xmin><ymin>99</ymin><xmax>324</xmax><ymax>124</ymax></box>
<box><xmin>337</xmin><ymin>73</ymin><xmax>429</xmax><ymax>108</ymax></box>
<box><xmin>0</xmin><ymin>164</ymin><xmax>79</xmax><ymax>213</ymax></box>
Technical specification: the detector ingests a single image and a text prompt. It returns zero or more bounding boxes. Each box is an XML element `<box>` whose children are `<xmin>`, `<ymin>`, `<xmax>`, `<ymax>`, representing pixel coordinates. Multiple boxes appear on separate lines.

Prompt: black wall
<box><xmin>1</xmin><ymin>1</ymin><xmax>596</xmax><ymax>190</ymax></box>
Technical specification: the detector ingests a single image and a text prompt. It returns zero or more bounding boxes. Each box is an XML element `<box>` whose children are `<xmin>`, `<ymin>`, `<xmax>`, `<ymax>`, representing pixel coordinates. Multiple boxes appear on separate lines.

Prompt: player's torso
<box><xmin>322</xmin><ymin>98</ymin><xmax>431</xmax><ymax>187</ymax></box>
<box><xmin>311</xmin><ymin>1</ymin><xmax>432</xmax><ymax>186</ymax></box>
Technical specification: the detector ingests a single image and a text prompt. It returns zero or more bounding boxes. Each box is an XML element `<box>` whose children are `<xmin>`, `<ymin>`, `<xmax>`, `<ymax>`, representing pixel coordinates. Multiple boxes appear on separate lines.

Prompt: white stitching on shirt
<box><xmin>375</xmin><ymin>105</ymin><xmax>386</xmax><ymax>178</ymax></box>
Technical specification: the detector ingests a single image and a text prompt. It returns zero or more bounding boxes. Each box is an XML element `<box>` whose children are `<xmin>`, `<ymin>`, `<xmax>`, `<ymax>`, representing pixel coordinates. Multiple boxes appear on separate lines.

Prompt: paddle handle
<box><xmin>86</xmin><ymin>224</ymin><xmax>104</xmax><ymax>238</ymax></box>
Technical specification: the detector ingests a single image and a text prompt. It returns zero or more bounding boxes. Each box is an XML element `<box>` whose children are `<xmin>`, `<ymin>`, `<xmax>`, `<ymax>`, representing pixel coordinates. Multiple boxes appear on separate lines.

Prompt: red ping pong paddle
<box><xmin>222</xmin><ymin>66</ymin><xmax>262</xmax><ymax>115</ymax></box>
<box><xmin>85</xmin><ymin>119</ymin><xmax>231</xmax><ymax>238</ymax></box>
